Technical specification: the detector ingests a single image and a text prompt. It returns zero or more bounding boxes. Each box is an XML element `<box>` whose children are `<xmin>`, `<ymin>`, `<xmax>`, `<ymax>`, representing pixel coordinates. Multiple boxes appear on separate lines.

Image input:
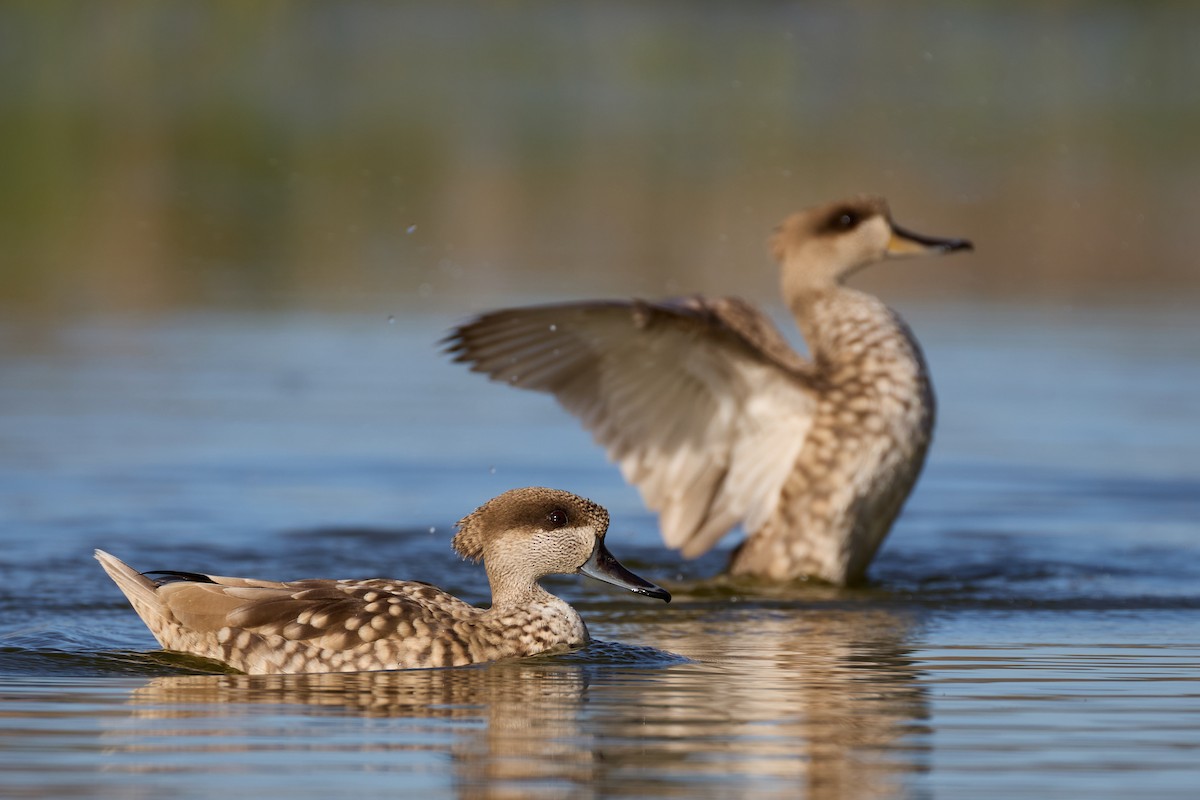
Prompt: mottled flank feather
<box><xmin>96</xmin><ymin>487</ymin><xmax>668</xmax><ymax>675</ymax></box>
<box><xmin>445</xmin><ymin>196</ymin><xmax>971</xmax><ymax>585</ymax></box>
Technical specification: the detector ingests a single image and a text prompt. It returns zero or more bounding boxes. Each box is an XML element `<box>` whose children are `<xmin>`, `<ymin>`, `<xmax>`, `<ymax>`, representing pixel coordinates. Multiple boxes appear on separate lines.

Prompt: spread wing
<box><xmin>444</xmin><ymin>297</ymin><xmax>817</xmax><ymax>557</ymax></box>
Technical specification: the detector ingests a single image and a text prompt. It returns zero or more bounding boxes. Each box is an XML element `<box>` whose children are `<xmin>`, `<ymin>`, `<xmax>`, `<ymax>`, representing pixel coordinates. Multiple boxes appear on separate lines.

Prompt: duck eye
<box><xmin>547</xmin><ymin>509</ymin><xmax>568</xmax><ymax>528</ymax></box>
<box><xmin>835</xmin><ymin>211</ymin><xmax>860</xmax><ymax>229</ymax></box>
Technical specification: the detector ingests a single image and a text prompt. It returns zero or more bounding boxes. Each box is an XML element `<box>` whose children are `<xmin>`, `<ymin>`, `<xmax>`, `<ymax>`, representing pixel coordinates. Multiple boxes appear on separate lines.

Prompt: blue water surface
<box><xmin>0</xmin><ymin>304</ymin><xmax>1197</xmax><ymax>799</ymax></box>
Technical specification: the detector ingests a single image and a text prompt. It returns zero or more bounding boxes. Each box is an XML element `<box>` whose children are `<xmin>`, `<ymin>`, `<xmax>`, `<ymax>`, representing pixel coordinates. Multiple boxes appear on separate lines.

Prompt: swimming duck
<box><xmin>444</xmin><ymin>197</ymin><xmax>972</xmax><ymax>585</ymax></box>
<box><xmin>95</xmin><ymin>487</ymin><xmax>669</xmax><ymax>674</ymax></box>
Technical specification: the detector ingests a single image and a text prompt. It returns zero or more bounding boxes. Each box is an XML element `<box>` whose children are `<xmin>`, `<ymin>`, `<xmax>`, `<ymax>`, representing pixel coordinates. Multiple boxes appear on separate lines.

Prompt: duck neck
<box><xmin>479</xmin><ymin>568</ymin><xmax>590</xmax><ymax>654</ymax></box>
<box><xmin>787</xmin><ymin>283</ymin><xmax>917</xmax><ymax>369</ymax></box>
<box><xmin>484</xmin><ymin>563</ymin><xmax>559</xmax><ymax>610</ymax></box>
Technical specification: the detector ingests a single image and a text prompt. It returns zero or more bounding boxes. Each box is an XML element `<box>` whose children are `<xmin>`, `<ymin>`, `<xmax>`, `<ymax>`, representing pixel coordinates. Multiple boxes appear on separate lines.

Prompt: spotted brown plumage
<box><xmin>96</xmin><ymin>487</ymin><xmax>669</xmax><ymax>675</ymax></box>
<box><xmin>444</xmin><ymin>197</ymin><xmax>972</xmax><ymax>585</ymax></box>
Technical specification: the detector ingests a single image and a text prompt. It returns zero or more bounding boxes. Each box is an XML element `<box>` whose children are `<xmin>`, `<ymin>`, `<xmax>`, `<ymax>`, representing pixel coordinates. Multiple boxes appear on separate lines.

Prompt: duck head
<box><xmin>454</xmin><ymin>487</ymin><xmax>671</xmax><ymax>602</ymax></box>
<box><xmin>771</xmin><ymin>195</ymin><xmax>973</xmax><ymax>300</ymax></box>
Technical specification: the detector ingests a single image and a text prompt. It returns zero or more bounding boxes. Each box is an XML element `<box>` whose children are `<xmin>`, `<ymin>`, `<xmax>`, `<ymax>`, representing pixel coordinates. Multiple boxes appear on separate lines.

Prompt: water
<box><xmin>1</xmin><ymin>306</ymin><xmax>1198</xmax><ymax>799</ymax></box>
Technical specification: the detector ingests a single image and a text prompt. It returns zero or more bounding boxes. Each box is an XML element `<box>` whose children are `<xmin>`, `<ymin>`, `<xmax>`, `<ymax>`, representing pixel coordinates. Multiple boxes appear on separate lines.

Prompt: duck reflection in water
<box><xmin>118</xmin><ymin>606</ymin><xmax>926</xmax><ymax>799</ymax></box>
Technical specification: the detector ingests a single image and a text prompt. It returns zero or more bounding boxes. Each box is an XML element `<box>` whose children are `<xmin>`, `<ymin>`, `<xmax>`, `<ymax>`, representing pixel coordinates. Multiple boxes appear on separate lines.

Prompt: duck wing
<box><xmin>155</xmin><ymin>575</ymin><xmax>474</xmax><ymax>651</ymax></box>
<box><xmin>445</xmin><ymin>297</ymin><xmax>817</xmax><ymax>557</ymax></box>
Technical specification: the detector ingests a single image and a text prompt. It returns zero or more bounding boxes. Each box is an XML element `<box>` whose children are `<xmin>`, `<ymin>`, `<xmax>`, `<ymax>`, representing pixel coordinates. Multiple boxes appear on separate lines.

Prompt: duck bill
<box><xmin>887</xmin><ymin>222</ymin><xmax>973</xmax><ymax>258</ymax></box>
<box><xmin>578</xmin><ymin>539</ymin><xmax>671</xmax><ymax>602</ymax></box>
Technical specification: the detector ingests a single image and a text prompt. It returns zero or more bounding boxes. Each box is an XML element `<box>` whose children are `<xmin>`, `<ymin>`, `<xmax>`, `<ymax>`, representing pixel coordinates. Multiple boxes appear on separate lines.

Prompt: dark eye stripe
<box><xmin>834</xmin><ymin>211</ymin><xmax>860</xmax><ymax>229</ymax></box>
<box><xmin>819</xmin><ymin>207</ymin><xmax>865</xmax><ymax>235</ymax></box>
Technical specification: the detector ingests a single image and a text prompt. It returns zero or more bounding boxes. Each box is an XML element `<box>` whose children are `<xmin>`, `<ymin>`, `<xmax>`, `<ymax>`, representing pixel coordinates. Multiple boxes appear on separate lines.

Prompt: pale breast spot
<box><xmin>808</xmin><ymin>424</ymin><xmax>835</xmax><ymax>446</ymax></box>
<box><xmin>846</xmin><ymin>394</ymin><xmax>875</xmax><ymax>414</ymax></box>
<box><xmin>861</xmin><ymin>415</ymin><xmax>887</xmax><ymax>434</ymax></box>
<box><xmin>814</xmin><ymin>443</ymin><xmax>837</xmax><ymax>465</ymax></box>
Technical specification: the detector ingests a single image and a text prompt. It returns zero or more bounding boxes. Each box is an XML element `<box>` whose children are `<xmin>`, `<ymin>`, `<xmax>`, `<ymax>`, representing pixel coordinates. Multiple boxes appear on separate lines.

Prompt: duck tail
<box><xmin>94</xmin><ymin>549</ymin><xmax>168</xmax><ymax>629</ymax></box>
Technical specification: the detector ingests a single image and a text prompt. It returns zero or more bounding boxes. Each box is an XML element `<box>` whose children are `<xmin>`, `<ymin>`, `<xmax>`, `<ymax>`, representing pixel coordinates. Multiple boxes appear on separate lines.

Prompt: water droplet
<box><xmin>387</xmin><ymin>314</ymin><xmax>396</xmax><ymax>325</ymax></box>
<box><xmin>406</xmin><ymin>224</ymin><xmax>417</xmax><ymax>234</ymax></box>
<box><xmin>548</xmin><ymin>324</ymin><xmax>557</xmax><ymax>332</ymax></box>
<box><xmin>488</xmin><ymin>466</ymin><xmax>496</xmax><ymax>475</ymax></box>
<box><xmin>428</xmin><ymin>526</ymin><xmax>436</xmax><ymax>534</ymax></box>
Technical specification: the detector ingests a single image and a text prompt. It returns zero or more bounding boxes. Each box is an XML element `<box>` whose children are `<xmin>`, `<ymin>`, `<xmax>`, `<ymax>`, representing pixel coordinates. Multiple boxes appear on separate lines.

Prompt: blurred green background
<box><xmin>2</xmin><ymin>1</ymin><xmax>1197</xmax><ymax>317</ymax></box>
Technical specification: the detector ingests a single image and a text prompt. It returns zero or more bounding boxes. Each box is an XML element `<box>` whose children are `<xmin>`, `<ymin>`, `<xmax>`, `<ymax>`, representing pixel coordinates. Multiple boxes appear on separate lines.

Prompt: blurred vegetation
<box><xmin>1</xmin><ymin>1</ymin><xmax>1197</xmax><ymax>316</ymax></box>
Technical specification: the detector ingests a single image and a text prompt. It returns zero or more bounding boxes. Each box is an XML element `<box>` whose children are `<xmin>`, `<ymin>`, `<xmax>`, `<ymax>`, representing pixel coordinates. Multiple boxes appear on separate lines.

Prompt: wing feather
<box><xmin>446</xmin><ymin>298</ymin><xmax>817</xmax><ymax>555</ymax></box>
<box><xmin>156</xmin><ymin>576</ymin><xmax>468</xmax><ymax>652</ymax></box>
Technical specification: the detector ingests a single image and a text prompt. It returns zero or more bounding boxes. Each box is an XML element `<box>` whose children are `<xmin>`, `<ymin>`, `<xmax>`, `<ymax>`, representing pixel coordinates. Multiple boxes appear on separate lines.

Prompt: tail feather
<box><xmin>94</xmin><ymin>549</ymin><xmax>170</xmax><ymax>638</ymax></box>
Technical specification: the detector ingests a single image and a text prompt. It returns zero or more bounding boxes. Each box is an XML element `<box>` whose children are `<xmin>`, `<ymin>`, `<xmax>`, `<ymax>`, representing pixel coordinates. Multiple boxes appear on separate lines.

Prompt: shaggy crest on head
<box><xmin>452</xmin><ymin>486</ymin><xmax>610</xmax><ymax>563</ymax></box>
<box><xmin>95</xmin><ymin>487</ymin><xmax>667</xmax><ymax>675</ymax></box>
<box><xmin>445</xmin><ymin>197</ymin><xmax>972</xmax><ymax>585</ymax></box>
